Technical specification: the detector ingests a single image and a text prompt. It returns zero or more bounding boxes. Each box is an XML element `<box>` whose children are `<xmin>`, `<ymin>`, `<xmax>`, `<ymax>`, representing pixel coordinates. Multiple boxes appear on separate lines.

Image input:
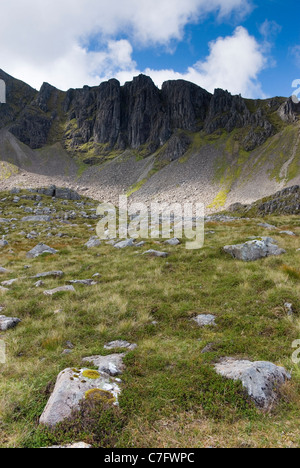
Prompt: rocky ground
<box><xmin>0</xmin><ymin>187</ymin><xmax>300</xmax><ymax>448</ymax></box>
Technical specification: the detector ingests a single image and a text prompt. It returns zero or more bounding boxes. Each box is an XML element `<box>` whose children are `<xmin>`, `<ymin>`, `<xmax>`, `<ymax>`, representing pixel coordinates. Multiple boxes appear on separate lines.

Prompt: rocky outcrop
<box><xmin>215</xmin><ymin>358</ymin><xmax>291</xmax><ymax>410</ymax></box>
<box><xmin>278</xmin><ymin>97</ymin><xmax>300</xmax><ymax>123</ymax></box>
<box><xmin>0</xmin><ymin>70</ymin><xmax>284</xmax><ymax>156</ymax></box>
<box><xmin>231</xmin><ymin>185</ymin><xmax>300</xmax><ymax>215</ymax></box>
<box><xmin>223</xmin><ymin>237</ymin><xmax>286</xmax><ymax>261</ymax></box>
<box><xmin>0</xmin><ymin>69</ymin><xmax>37</xmax><ymax>129</ymax></box>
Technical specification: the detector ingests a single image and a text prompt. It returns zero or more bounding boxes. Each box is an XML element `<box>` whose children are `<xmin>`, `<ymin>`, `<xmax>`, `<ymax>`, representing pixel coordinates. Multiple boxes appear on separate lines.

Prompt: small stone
<box><xmin>143</xmin><ymin>250</ymin><xmax>168</xmax><ymax>258</ymax></box>
<box><xmin>43</xmin><ymin>286</ymin><xmax>76</xmax><ymax>296</ymax></box>
<box><xmin>192</xmin><ymin>314</ymin><xmax>216</xmax><ymax>327</ymax></box>
<box><xmin>104</xmin><ymin>340</ymin><xmax>137</xmax><ymax>351</ymax></box>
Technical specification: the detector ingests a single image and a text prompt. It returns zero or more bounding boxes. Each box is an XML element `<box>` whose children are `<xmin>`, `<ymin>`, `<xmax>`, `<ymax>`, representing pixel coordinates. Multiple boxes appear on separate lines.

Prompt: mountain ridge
<box><xmin>1</xmin><ymin>69</ymin><xmax>300</xmax><ymax>212</ymax></box>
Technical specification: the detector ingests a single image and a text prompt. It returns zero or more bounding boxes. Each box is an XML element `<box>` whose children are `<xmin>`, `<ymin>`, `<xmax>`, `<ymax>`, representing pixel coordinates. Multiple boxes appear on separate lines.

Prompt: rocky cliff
<box><xmin>1</xmin><ymin>69</ymin><xmax>298</xmax><ymax>160</ymax></box>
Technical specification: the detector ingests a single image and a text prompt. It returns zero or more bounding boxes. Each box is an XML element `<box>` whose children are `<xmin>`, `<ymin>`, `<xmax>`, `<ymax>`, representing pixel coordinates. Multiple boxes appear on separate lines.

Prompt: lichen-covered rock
<box><xmin>82</xmin><ymin>354</ymin><xmax>126</xmax><ymax>377</ymax></box>
<box><xmin>215</xmin><ymin>358</ymin><xmax>291</xmax><ymax>410</ymax></box>
<box><xmin>39</xmin><ymin>368</ymin><xmax>121</xmax><ymax>426</ymax></box>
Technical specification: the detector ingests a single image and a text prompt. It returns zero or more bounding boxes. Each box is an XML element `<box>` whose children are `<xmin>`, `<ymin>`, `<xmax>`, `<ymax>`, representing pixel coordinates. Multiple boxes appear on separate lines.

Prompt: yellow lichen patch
<box><xmin>82</xmin><ymin>369</ymin><xmax>101</xmax><ymax>380</ymax></box>
<box><xmin>85</xmin><ymin>388</ymin><xmax>116</xmax><ymax>405</ymax></box>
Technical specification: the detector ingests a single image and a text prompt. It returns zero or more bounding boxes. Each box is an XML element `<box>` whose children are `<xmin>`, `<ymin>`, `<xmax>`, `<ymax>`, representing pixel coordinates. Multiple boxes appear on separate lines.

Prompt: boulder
<box><xmin>85</xmin><ymin>237</ymin><xmax>101</xmax><ymax>249</ymax></box>
<box><xmin>0</xmin><ymin>315</ymin><xmax>21</xmax><ymax>331</ymax></box>
<box><xmin>114</xmin><ymin>239</ymin><xmax>135</xmax><ymax>249</ymax></box>
<box><xmin>215</xmin><ymin>358</ymin><xmax>291</xmax><ymax>410</ymax></box>
<box><xmin>164</xmin><ymin>238</ymin><xmax>181</xmax><ymax>246</ymax></box>
<box><xmin>39</xmin><ymin>368</ymin><xmax>120</xmax><ymax>426</ymax></box>
<box><xmin>26</xmin><ymin>243</ymin><xmax>58</xmax><ymax>259</ymax></box>
<box><xmin>224</xmin><ymin>237</ymin><xmax>286</xmax><ymax>261</ymax></box>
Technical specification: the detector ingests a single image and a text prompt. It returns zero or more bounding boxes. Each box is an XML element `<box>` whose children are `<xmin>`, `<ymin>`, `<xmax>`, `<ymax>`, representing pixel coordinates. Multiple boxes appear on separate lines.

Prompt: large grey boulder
<box><xmin>82</xmin><ymin>354</ymin><xmax>126</xmax><ymax>377</ymax></box>
<box><xmin>215</xmin><ymin>358</ymin><xmax>291</xmax><ymax>410</ymax></box>
<box><xmin>26</xmin><ymin>243</ymin><xmax>58</xmax><ymax>258</ymax></box>
<box><xmin>39</xmin><ymin>368</ymin><xmax>120</xmax><ymax>426</ymax></box>
<box><xmin>224</xmin><ymin>237</ymin><xmax>286</xmax><ymax>261</ymax></box>
<box><xmin>0</xmin><ymin>315</ymin><xmax>21</xmax><ymax>331</ymax></box>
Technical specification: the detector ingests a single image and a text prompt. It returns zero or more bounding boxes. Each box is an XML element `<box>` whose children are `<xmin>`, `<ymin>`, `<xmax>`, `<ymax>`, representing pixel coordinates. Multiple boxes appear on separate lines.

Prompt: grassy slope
<box><xmin>0</xmin><ymin>191</ymin><xmax>300</xmax><ymax>448</ymax></box>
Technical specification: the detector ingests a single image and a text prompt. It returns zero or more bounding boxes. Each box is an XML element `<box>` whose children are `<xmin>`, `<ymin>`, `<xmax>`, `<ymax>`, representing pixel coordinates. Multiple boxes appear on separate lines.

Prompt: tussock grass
<box><xmin>0</xmin><ymin>190</ymin><xmax>300</xmax><ymax>447</ymax></box>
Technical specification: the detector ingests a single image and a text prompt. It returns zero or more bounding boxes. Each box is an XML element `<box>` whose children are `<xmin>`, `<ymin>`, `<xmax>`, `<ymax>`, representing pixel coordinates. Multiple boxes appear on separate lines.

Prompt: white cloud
<box><xmin>0</xmin><ymin>0</ymin><xmax>264</xmax><ymax>97</ymax></box>
<box><xmin>114</xmin><ymin>27</ymin><xmax>267</xmax><ymax>99</ymax></box>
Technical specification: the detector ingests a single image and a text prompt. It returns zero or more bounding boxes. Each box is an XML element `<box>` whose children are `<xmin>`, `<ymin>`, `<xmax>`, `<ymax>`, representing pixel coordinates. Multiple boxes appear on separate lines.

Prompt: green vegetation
<box><xmin>0</xmin><ymin>190</ymin><xmax>300</xmax><ymax>448</ymax></box>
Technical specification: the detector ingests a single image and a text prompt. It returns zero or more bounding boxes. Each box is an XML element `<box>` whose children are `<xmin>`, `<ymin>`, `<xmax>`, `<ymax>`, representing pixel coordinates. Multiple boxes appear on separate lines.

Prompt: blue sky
<box><xmin>0</xmin><ymin>0</ymin><xmax>299</xmax><ymax>98</ymax></box>
<box><xmin>129</xmin><ymin>0</ymin><xmax>300</xmax><ymax>98</ymax></box>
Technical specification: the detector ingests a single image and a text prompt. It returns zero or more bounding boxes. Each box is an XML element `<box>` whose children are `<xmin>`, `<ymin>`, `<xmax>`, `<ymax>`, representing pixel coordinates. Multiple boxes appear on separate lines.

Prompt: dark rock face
<box><xmin>0</xmin><ymin>69</ymin><xmax>37</xmax><ymax>129</ymax></box>
<box><xmin>278</xmin><ymin>97</ymin><xmax>300</xmax><ymax>123</ymax></box>
<box><xmin>161</xmin><ymin>80</ymin><xmax>211</xmax><ymax>131</ymax></box>
<box><xmin>0</xmin><ymin>71</ymin><xmax>293</xmax><ymax>155</ymax></box>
